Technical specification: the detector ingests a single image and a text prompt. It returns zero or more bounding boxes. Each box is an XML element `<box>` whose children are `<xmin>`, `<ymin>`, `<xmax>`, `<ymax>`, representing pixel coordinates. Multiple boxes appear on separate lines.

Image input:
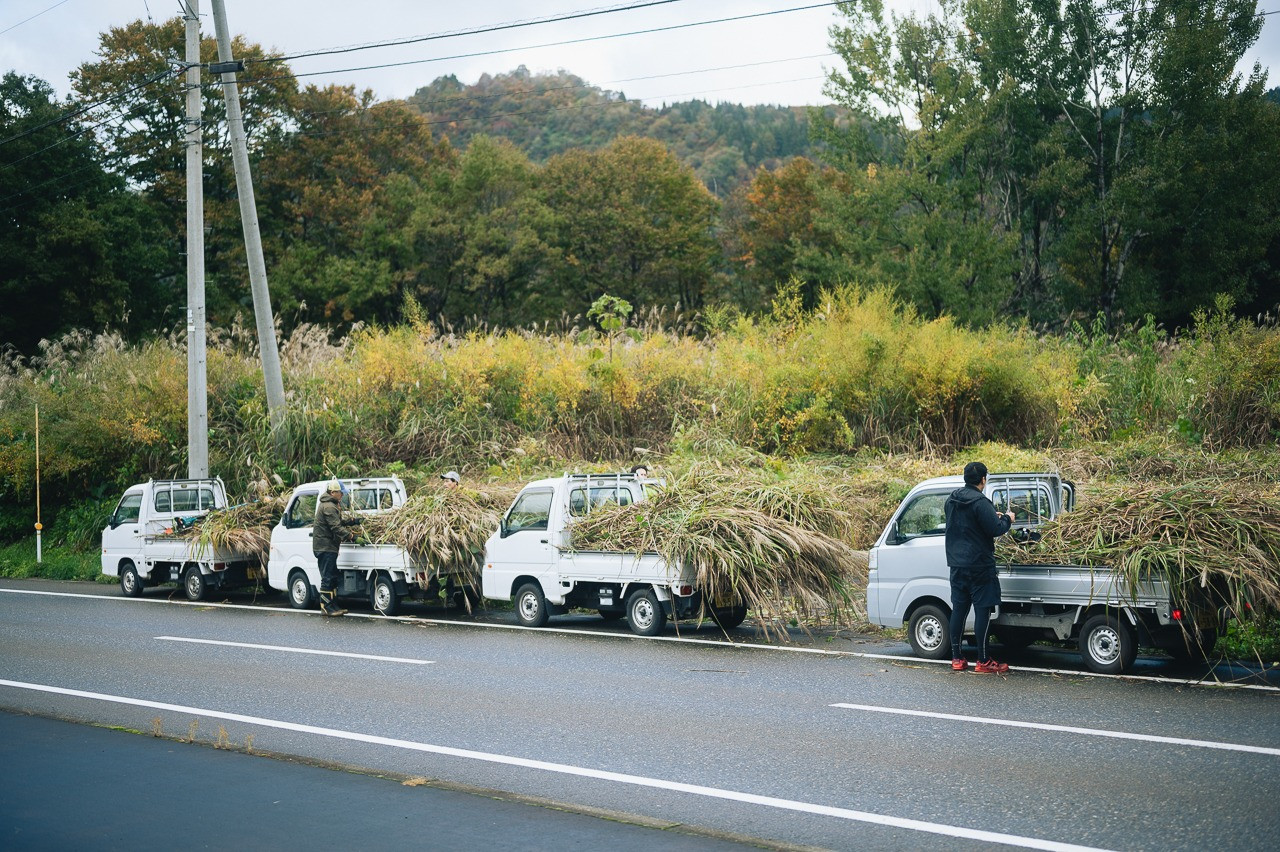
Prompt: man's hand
<box><xmin>1005</xmin><ymin>510</ymin><xmax>1016</xmax><ymax>523</ymax></box>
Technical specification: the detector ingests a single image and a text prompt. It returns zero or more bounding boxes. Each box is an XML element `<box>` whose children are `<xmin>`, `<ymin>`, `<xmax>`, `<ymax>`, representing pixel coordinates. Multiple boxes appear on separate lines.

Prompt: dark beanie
<box><xmin>963</xmin><ymin>461</ymin><xmax>988</xmax><ymax>486</ymax></box>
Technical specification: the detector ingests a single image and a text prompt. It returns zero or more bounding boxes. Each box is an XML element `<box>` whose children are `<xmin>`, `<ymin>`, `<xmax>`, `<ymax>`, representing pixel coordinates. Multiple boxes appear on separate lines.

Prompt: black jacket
<box><xmin>944</xmin><ymin>484</ymin><xmax>1011</xmax><ymax>571</ymax></box>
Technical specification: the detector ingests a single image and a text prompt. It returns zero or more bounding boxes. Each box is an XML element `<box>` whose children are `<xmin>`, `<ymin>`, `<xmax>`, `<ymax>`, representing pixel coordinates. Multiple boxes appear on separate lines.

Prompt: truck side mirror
<box><xmin>499</xmin><ymin>518</ymin><xmax>508</xmax><ymax>538</ymax></box>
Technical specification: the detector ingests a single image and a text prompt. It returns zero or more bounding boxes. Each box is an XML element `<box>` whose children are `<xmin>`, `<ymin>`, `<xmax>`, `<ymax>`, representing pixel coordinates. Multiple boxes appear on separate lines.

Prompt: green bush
<box><xmin>0</xmin><ymin>540</ymin><xmax>100</xmax><ymax>581</ymax></box>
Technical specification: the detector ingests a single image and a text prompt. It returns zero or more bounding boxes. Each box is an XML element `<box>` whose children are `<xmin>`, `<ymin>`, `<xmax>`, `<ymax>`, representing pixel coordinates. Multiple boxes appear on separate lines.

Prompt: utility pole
<box><xmin>209</xmin><ymin>0</ymin><xmax>287</xmax><ymax>437</ymax></box>
<box><xmin>184</xmin><ymin>0</ymin><xmax>209</xmax><ymax>479</ymax></box>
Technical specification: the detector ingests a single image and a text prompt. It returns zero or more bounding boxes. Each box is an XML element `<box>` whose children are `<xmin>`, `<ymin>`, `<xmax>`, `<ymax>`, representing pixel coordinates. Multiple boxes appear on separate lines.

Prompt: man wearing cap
<box><xmin>314</xmin><ymin>480</ymin><xmax>360</xmax><ymax>617</ymax></box>
<box><xmin>440</xmin><ymin>471</ymin><xmax>460</xmax><ymax>490</ymax></box>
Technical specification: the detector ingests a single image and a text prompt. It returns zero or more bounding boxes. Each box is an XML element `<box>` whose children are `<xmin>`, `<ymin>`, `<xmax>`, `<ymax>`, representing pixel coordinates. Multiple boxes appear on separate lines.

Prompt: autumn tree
<box><xmin>539</xmin><ymin>136</ymin><xmax>721</xmax><ymax>315</ymax></box>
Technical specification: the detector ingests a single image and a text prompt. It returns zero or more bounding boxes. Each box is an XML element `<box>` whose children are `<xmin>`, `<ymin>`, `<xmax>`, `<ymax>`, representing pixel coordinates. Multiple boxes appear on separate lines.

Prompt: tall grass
<box><xmin>2</xmin><ymin>286</ymin><xmax>1278</xmax><ymax>529</ymax></box>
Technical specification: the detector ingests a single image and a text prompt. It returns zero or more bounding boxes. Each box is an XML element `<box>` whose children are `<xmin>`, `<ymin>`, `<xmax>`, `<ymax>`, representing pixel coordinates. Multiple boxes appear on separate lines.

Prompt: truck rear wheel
<box><xmin>1166</xmin><ymin>628</ymin><xmax>1218</xmax><ymax>664</ymax></box>
<box><xmin>907</xmin><ymin>603</ymin><xmax>952</xmax><ymax>660</ymax></box>
<box><xmin>120</xmin><ymin>562</ymin><xmax>143</xmax><ymax>598</ymax></box>
<box><xmin>288</xmin><ymin>571</ymin><xmax>316</xmax><ymax>610</ymax></box>
<box><xmin>626</xmin><ymin>588</ymin><xmax>666</xmax><ymax>637</ymax></box>
<box><xmin>371</xmin><ymin>574</ymin><xmax>399</xmax><ymax>616</ymax></box>
<box><xmin>710</xmin><ymin>598</ymin><xmax>748</xmax><ymax>630</ymax></box>
<box><xmin>183</xmin><ymin>566</ymin><xmax>207</xmax><ymax>602</ymax></box>
<box><xmin>1079</xmin><ymin>614</ymin><xmax>1137</xmax><ymax>674</ymax></box>
<box><xmin>515</xmin><ymin>582</ymin><xmax>549</xmax><ymax>628</ymax></box>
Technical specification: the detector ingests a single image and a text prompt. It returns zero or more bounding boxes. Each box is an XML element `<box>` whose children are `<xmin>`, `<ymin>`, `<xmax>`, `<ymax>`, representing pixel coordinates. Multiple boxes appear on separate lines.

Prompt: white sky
<box><xmin>1</xmin><ymin>0</ymin><xmax>1277</xmax><ymax>110</ymax></box>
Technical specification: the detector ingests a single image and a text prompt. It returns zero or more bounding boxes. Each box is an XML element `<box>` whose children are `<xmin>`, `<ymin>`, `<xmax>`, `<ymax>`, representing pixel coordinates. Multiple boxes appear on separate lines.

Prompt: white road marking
<box><xmin>154</xmin><ymin>636</ymin><xmax>433</xmax><ymax>665</ymax></box>
<box><xmin>0</xmin><ymin>677</ymin><xmax>1110</xmax><ymax>852</ymax></box>
<box><xmin>3</xmin><ymin>587</ymin><xmax>1278</xmax><ymax>693</ymax></box>
<box><xmin>831</xmin><ymin>703</ymin><xmax>1280</xmax><ymax>757</ymax></box>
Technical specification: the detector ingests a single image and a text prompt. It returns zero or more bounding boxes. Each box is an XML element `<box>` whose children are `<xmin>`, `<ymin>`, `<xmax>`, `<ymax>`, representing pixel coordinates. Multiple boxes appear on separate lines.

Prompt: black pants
<box><xmin>315</xmin><ymin>550</ymin><xmax>339</xmax><ymax>593</ymax></box>
<box><xmin>949</xmin><ymin>566</ymin><xmax>1001</xmax><ymax>661</ymax></box>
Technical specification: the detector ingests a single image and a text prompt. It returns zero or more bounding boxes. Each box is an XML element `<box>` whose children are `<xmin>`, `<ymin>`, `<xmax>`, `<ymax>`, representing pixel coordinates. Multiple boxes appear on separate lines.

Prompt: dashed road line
<box><xmin>830</xmin><ymin>703</ymin><xmax>1280</xmax><ymax>757</ymax></box>
<box><xmin>155</xmin><ymin>636</ymin><xmax>433</xmax><ymax>665</ymax></box>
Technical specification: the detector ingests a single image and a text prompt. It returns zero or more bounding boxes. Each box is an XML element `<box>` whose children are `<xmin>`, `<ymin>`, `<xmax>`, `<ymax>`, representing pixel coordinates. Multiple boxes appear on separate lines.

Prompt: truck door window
<box><xmin>569</xmin><ymin>486</ymin><xmax>633</xmax><ymax>517</ymax></box>
<box><xmin>113</xmin><ymin>494</ymin><xmax>143</xmax><ymax>526</ymax></box>
<box><xmin>507</xmin><ymin>490</ymin><xmax>553</xmax><ymax>533</ymax></box>
<box><xmin>897</xmin><ymin>492</ymin><xmax>949</xmax><ymax>538</ymax></box>
<box><xmin>285</xmin><ymin>493</ymin><xmax>319</xmax><ymax>529</ymax></box>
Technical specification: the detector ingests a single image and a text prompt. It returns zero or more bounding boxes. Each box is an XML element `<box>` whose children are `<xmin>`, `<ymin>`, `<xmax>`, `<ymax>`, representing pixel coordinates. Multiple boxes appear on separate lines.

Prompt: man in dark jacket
<box><xmin>944</xmin><ymin>462</ymin><xmax>1015</xmax><ymax>673</ymax></box>
<box><xmin>314</xmin><ymin>480</ymin><xmax>360</xmax><ymax>617</ymax></box>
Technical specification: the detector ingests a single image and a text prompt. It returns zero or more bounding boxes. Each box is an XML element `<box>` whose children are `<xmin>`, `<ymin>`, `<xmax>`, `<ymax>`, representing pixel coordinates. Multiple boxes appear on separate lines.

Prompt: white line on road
<box><xmin>831</xmin><ymin>703</ymin><xmax>1280</xmax><ymax>757</ymax></box>
<box><xmin>154</xmin><ymin>636</ymin><xmax>434</xmax><ymax>665</ymax></box>
<box><xmin>0</xmin><ymin>677</ymin><xmax>1110</xmax><ymax>852</ymax></box>
<box><xmin>4</xmin><ymin>587</ymin><xmax>1278</xmax><ymax>693</ymax></box>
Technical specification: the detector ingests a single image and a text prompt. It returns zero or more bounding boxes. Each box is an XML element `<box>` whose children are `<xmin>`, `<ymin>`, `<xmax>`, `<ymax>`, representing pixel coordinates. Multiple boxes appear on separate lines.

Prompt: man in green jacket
<box><xmin>314</xmin><ymin>480</ymin><xmax>360</xmax><ymax>617</ymax></box>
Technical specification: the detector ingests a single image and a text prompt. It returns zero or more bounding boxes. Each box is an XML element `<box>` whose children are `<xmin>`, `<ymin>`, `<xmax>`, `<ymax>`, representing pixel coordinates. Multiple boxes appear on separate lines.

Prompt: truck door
<box><xmin>274</xmin><ymin>490</ymin><xmax>320</xmax><ymax>576</ymax></box>
<box><xmin>101</xmin><ymin>490</ymin><xmax>144</xmax><ymax>575</ymax></box>
<box><xmin>484</xmin><ymin>488</ymin><xmax>557</xmax><ymax>599</ymax></box>
<box><xmin>873</xmin><ymin>489</ymin><xmax>955</xmax><ymax>627</ymax></box>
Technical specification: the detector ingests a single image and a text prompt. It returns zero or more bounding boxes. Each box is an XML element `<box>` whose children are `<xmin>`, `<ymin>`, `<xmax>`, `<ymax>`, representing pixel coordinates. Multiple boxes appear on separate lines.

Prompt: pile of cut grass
<box><xmin>186</xmin><ymin>494</ymin><xmax>289</xmax><ymax>565</ymax></box>
<box><xmin>360</xmin><ymin>485</ymin><xmax>515</xmax><ymax>595</ymax></box>
<box><xmin>569</xmin><ymin>466</ymin><xmax>866</xmax><ymax>636</ymax></box>
<box><xmin>998</xmin><ymin>480</ymin><xmax>1280</xmax><ymax>615</ymax></box>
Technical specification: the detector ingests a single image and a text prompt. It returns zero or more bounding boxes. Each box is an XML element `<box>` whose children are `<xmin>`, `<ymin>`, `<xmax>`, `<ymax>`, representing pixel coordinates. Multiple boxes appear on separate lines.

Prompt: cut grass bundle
<box><xmin>360</xmin><ymin>486</ymin><xmax>513</xmax><ymax>592</ymax></box>
<box><xmin>185</xmin><ymin>494</ymin><xmax>288</xmax><ymax>565</ymax></box>
<box><xmin>998</xmin><ymin>481</ymin><xmax>1280</xmax><ymax>616</ymax></box>
<box><xmin>569</xmin><ymin>468</ymin><xmax>866</xmax><ymax>636</ymax></box>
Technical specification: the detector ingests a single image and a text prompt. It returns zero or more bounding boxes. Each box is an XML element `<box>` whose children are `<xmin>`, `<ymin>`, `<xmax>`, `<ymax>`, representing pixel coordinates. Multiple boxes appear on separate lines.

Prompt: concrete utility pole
<box><xmin>209</xmin><ymin>0</ymin><xmax>287</xmax><ymax>436</ymax></box>
<box><xmin>184</xmin><ymin>0</ymin><xmax>209</xmax><ymax>479</ymax></box>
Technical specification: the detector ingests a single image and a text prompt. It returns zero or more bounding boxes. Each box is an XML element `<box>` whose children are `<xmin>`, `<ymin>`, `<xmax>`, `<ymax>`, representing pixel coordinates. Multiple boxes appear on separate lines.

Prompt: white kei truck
<box><xmin>266</xmin><ymin>477</ymin><xmax>476</xmax><ymax>615</ymax></box>
<box><xmin>481</xmin><ymin>473</ymin><xmax>748</xmax><ymax>636</ymax></box>
<box><xmin>866</xmin><ymin>472</ymin><xmax>1221</xmax><ymax>673</ymax></box>
<box><xmin>102</xmin><ymin>478</ymin><xmax>262</xmax><ymax>600</ymax></box>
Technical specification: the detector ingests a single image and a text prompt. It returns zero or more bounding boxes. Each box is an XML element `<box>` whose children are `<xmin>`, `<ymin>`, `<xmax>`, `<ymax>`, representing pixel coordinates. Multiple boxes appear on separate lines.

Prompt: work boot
<box><xmin>319</xmin><ymin>590</ymin><xmax>346</xmax><ymax>617</ymax></box>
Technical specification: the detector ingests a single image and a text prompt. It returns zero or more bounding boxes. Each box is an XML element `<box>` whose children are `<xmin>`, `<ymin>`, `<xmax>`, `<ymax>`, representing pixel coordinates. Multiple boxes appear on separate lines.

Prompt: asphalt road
<box><xmin>2</xmin><ymin>577</ymin><xmax>1278</xmax><ymax>851</ymax></box>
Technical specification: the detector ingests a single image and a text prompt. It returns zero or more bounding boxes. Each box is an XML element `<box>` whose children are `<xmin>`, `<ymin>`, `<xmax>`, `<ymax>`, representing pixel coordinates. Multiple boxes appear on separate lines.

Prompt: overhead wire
<box><xmin>0</xmin><ymin>0</ymin><xmax>74</xmax><ymax>38</ymax></box>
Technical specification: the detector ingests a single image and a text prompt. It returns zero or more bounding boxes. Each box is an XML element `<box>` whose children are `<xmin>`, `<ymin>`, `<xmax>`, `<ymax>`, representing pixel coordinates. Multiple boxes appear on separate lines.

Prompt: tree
<box><xmin>540</xmin><ymin>136</ymin><xmax>721</xmax><ymax>315</ymax></box>
<box><xmin>0</xmin><ymin>73</ymin><xmax>169</xmax><ymax>351</ymax></box>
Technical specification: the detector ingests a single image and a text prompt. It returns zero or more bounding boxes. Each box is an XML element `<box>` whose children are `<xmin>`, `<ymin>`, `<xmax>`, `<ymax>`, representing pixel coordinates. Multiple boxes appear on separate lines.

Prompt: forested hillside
<box><xmin>1</xmin><ymin>1</ymin><xmax>1278</xmax><ymax>355</ymax></box>
<box><xmin>408</xmin><ymin>67</ymin><xmax>833</xmax><ymax>195</ymax></box>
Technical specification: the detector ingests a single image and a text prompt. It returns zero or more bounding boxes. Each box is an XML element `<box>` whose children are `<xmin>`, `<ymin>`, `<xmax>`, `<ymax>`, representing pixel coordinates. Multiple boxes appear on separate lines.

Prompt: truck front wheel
<box><xmin>183</xmin><ymin>566</ymin><xmax>207</xmax><ymax>602</ymax></box>
<box><xmin>514</xmin><ymin>583</ymin><xmax>549</xmax><ymax>628</ymax></box>
<box><xmin>288</xmin><ymin>571</ymin><xmax>316</xmax><ymax>610</ymax></box>
<box><xmin>907</xmin><ymin>604</ymin><xmax>952</xmax><ymax>660</ymax></box>
<box><xmin>371</xmin><ymin>574</ymin><xmax>399</xmax><ymax>616</ymax></box>
<box><xmin>626</xmin><ymin>588</ymin><xmax>666</xmax><ymax>637</ymax></box>
<box><xmin>120</xmin><ymin>562</ymin><xmax>143</xmax><ymax>598</ymax></box>
<box><xmin>1079</xmin><ymin>614</ymin><xmax>1137</xmax><ymax>674</ymax></box>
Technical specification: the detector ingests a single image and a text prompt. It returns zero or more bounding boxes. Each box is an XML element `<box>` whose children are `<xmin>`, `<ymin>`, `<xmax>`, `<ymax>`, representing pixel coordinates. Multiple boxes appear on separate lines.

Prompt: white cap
<box><xmin>440</xmin><ymin>471</ymin><xmax>460</xmax><ymax>483</ymax></box>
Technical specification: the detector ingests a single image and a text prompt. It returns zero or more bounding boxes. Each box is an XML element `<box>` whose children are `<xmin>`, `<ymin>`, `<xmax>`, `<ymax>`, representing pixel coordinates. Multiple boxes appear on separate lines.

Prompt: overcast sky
<box><xmin>2</xmin><ymin>0</ymin><xmax>1277</xmax><ymax>111</ymax></box>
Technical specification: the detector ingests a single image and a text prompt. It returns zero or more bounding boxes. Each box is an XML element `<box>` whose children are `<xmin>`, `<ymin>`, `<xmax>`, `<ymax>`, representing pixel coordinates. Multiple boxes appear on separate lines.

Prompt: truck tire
<box><xmin>1079</xmin><ymin>614</ymin><xmax>1137</xmax><ymax>674</ymax></box>
<box><xmin>710</xmin><ymin>598</ymin><xmax>748</xmax><ymax>630</ymax></box>
<box><xmin>183</xmin><ymin>566</ymin><xmax>207</xmax><ymax>602</ymax></box>
<box><xmin>288</xmin><ymin>570</ymin><xmax>316</xmax><ymax>610</ymax></box>
<box><xmin>1167</xmin><ymin>628</ymin><xmax>1218</xmax><ymax>664</ymax></box>
<box><xmin>907</xmin><ymin>603</ymin><xmax>952</xmax><ymax>660</ymax></box>
<box><xmin>119</xmin><ymin>562</ymin><xmax>143</xmax><ymax>598</ymax></box>
<box><xmin>514</xmin><ymin>582</ymin><xmax>549</xmax><ymax>628</ymax></box>
<box><xmin>371</xmin><ymin>574</ymin><xmax>399</xmax><ymax>616</ymax></box>
<box><xmin>626</xmin><ymin>588</ymin><xmax>666</xmax><ymax>637</ymax></box>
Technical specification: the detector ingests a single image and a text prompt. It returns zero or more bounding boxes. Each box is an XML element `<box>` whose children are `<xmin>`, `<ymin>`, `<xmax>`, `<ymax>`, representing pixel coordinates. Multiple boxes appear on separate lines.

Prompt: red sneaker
<box><xmin>951</xmin><ymin>658</ymin><xmax>968</xmax><ymax>671</ymax></box>
<box><xmin>975</xmin><ymin>659</ymin><xmax>1010</xmax><ymax>674</ymax></box>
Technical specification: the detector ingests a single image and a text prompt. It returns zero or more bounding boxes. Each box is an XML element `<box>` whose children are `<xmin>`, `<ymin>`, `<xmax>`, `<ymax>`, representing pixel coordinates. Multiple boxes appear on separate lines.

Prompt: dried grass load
<box><xmin>570</xmin><ymin>468</ymin><xmax>867</xmax><ymax>632</ymax></box>
<box><xmin>998</xmin><ymin>481</ymin><xmax>1280</xmax><ymax>614</ymax></box>
<box><xmin>186</xmin><ymin>494</ymin><xmax>288</xmax><ymax>565</ymax></box>
<box><xmin>360</xmin><ymin>487</ymin><xmax>512</xmax><ymax>589</ymax></box>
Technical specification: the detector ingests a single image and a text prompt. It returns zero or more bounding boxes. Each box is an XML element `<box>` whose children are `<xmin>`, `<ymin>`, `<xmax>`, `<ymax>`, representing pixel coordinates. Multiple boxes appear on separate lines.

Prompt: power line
<box><xmin>0</xmin><ymin>67</ymin><xmax>179</xmax><ymax>150</ymax></box>
<box><xmin>253</xmin><ymin>0</ymin><xmax>698</xmax><ymax>65</ymax></box>
<box><xmin>0</xmin><ymin>0</ymin><xmax>74</xmax><ymax>38</ymax></box>
<box><xmin>225</xmin><ymin>3</ymin><xmax>843</xmax><ymax>86</ymax></box>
